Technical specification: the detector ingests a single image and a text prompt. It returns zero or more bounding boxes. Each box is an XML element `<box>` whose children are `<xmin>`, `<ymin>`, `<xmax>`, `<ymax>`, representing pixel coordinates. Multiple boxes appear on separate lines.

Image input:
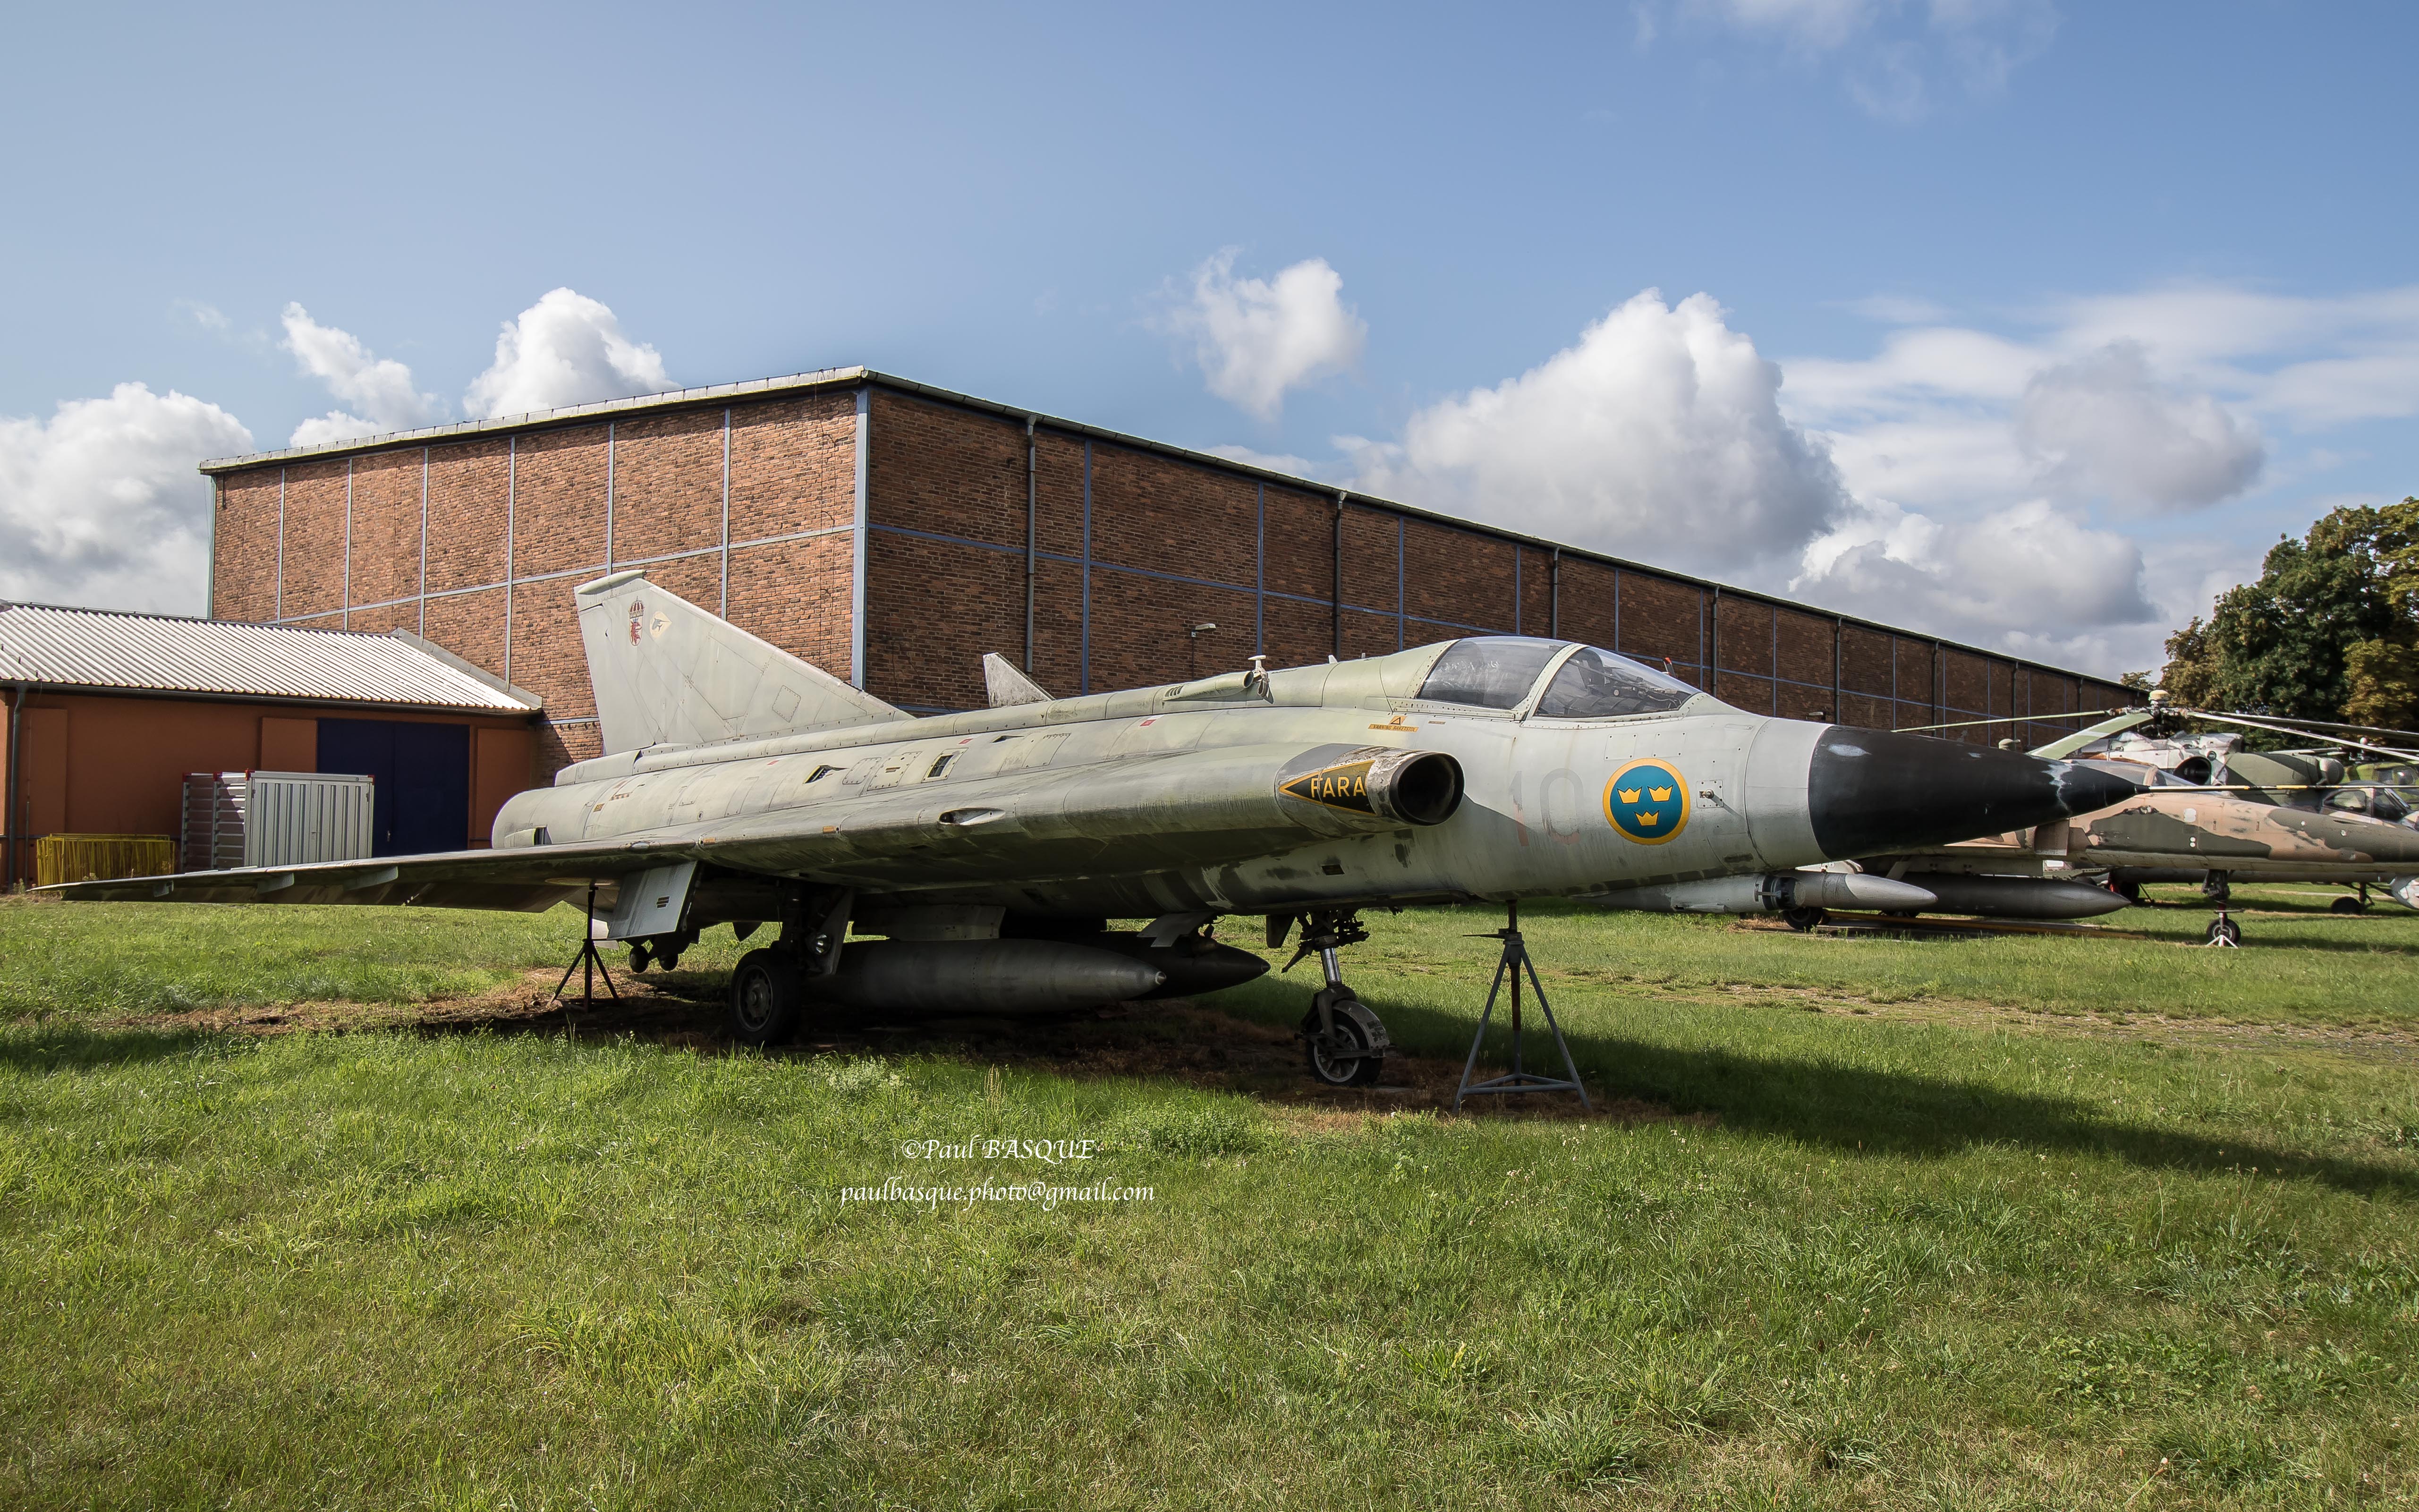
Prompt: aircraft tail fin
<box><xmin>982</xmin><ymin>652</ymin><xmax>1052</xmax><ymax>708</ymax></box>
<box><xmin>575</xmin><ymin>571</ymin><xmax>907</xmax><ymax>754</ymax></box>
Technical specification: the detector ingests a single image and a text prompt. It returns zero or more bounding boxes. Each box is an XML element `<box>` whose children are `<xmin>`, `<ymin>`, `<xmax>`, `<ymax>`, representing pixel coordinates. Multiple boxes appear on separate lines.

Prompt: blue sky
<box><xmin>4</xmin><ymin>1</ymin><xmax>2413</xmax><ymax>677</ymax></box>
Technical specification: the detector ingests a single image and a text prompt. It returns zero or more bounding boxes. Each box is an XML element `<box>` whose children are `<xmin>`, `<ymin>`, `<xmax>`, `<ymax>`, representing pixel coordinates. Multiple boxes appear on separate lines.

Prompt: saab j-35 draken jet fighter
<box><xmin>49</xmin><ymin>573</ymin><xmax>2134</xmax><ymax>1085</ymax></box>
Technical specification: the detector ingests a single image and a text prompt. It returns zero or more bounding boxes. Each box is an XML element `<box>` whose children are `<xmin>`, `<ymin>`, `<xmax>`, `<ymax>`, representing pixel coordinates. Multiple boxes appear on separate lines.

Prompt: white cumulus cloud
<box><xmin>1779</xmin><ymin>283</ymin><xmax>2400</xmax><ymax>519</ymax></box>
<box><xmin>1352</xmin><ymin>290</ymin><xmax>1847</xmax><ymax>574</ymax></box>
<box><xmin>0</xmin><ymin>383</ymin><xmax>253</xmax><ymax>614</ymax></box>
<box><xmin>464</xmin><ymin>289</ymin><xmax>673</xmax><ymax>420</ymax></box>
<box><xmin>1767</xmin><ymin>282</ymin><xmax>2399</xmax><ymax>669</ymax></box>
<box><xmin>1793</xmin><ymin>497</ymin><xmax>2155</xmax><ymax>663</ymax></box>
<box><xmin>2014</xmin><ymin>341</ymin><xmax>2265</xmax><ymax>510</ymax></box>
<box><xmin>1158</xmin><ymin>251</ymin><xmax>1366</xmax><ymax>420</ymax></box>
<box><xmin>280</xmin><ymin>303</ymin><xmax>444</xmax><ymax>447</ymax></box>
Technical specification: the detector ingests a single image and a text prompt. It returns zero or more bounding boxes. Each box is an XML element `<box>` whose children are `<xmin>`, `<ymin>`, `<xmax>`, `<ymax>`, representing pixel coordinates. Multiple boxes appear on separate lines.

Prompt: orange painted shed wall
<box><xmin>2</xmin><ymin>691</ymin><xmax>537</xmax><ymax>885</ymax></box>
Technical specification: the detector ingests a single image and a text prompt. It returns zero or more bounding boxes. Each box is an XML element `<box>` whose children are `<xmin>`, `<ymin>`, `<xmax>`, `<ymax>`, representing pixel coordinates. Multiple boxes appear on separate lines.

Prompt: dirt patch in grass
<box><xmin>93</xmin><ymin>967</ymin><xmax>1669</xmax><ymax>1122</ymax></box>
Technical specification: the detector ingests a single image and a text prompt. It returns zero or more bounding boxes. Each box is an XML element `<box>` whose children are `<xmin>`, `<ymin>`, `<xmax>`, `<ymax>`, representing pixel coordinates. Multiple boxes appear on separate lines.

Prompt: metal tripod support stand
<box><xmin>552</xmin><ymin>881</ymin><xmax>622</xmax><ymax>1006</ymax></box>
<box><xmin>1453</xmin><ymin>900</ymin><xmax>1589</xmax><ymax>1111</ymax></box>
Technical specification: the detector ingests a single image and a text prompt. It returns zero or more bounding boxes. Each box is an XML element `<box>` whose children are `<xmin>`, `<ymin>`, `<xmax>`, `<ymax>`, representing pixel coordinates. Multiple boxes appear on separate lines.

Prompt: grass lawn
<box><xmin>0</xmin><ymin>887</ymin><xmax>2413</xmax><ymax>1508</ymax></box>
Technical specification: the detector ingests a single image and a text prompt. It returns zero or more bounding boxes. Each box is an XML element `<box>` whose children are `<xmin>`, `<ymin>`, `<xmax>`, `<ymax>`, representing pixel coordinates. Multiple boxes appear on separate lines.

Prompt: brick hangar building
<box><xmin>204</xmin><ymin>366</ymin><xmax>2130</xmax><ymax>788</ymax></box>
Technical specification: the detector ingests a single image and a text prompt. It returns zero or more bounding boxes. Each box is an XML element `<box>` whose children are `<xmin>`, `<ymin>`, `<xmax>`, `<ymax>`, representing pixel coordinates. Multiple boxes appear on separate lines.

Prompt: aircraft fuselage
<box><xmin>496</xmin><ymin>649</ymin><xmax>1836</xmax><ymax>921</ymax></box>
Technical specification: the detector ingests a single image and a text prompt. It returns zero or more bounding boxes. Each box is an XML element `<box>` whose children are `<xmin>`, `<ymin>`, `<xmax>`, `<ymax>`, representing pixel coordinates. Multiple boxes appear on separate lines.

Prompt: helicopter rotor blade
<box><xmin>2177</xmin><ymin>708</ymin><xmax>2419</xmax><ymax>764</ymax></box>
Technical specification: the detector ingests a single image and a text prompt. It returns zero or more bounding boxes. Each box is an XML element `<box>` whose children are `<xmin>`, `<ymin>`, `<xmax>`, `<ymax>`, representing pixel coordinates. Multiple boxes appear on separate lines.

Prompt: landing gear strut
<box><xmin>728</xmin><ymin>886</ymin><xmax>849</xmax><ymax>1048</ymax></box>
<box><xmin>1280</xmin><ymin>911</ymin><xmax>1391</xmax><ymax>1088</ymax></box>
<box><xmin>2202</xmin><ymin>871</ymin><xmax>2241</xmax><ymax>946</ymax></box>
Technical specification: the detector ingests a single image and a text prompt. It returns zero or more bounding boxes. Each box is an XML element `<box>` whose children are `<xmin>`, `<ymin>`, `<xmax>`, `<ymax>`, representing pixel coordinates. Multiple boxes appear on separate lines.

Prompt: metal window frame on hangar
<box><xmin>201</xmin><ymin>365</ymin><xmax>2131</xmax><ymax>782</ymax></box>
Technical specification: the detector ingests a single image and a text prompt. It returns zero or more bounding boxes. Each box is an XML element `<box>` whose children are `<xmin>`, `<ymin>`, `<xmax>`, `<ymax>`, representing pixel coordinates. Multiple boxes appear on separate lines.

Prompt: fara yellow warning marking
<box><xmin>1282</xmin><ymin>760</ymin><xmax>1378</xmax><ymax>815</ymax></box>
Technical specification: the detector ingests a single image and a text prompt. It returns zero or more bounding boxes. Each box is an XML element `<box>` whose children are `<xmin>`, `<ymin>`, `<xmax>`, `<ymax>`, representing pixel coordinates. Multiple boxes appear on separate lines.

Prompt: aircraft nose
<box><xmin>1806</xmin><ymin>727</ymin><xmax>2139</xmax><ymax>860</ymax></box>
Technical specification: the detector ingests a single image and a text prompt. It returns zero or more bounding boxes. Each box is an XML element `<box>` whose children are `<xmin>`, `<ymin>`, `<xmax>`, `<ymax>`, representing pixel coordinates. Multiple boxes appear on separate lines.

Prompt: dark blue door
<box><xmin>315</xmin><ymin>720</ymin><xmax>470</xmax><ymax>856</ymax></box>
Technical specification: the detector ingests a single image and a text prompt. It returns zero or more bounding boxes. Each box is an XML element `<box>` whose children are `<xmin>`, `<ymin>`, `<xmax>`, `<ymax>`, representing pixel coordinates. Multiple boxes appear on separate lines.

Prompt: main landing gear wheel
<box><xmin>729</xmin><ymin>948</ymin><xmax>806</xmax><ymax>1047</ymax></box>
<box><xmin>1302</xmin><ymin>991</ymin><xmax>1388</xmax><ymax>1088</ymax></box>
<box><xmin>2110</xmin><ymin>879</ymin><xmax>2143</xmax><ymax>904</ymax></box>
<box><xmin>2205</xmin><ymin>915</ymin><xmax>2244</xmax><ymax>947</ymax></box>
<box><xmin>628</xmin><ymin>943</ymin><xmax>653</xmax><ymax>972</ymax></box>
<box><xmin>2331</xmin><ymin>894</ymin><xmax>2369</xmax><ymax>915</ymax></box>
<box><xmin>1782</xmin><ymin>905</ymin><xmax>1827</xmax><ymax>932</ymax></box>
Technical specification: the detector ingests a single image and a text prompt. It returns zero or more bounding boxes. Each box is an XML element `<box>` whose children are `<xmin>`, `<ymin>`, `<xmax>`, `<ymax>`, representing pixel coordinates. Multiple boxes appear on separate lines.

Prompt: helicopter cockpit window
<box><xmin>2328</xmin><ymin>787</ymin><xmax>2411</xmax><ymax>823</ymax></box>
<box><xmin>1418</xmin><ymin>637</ymin><xmax>1566</xmax><ymax>710</ymax></box>
<box><xmin>1534</xmin><ymin>646</ymin><xmax>1700</xmax><ymax>719</ymax></box>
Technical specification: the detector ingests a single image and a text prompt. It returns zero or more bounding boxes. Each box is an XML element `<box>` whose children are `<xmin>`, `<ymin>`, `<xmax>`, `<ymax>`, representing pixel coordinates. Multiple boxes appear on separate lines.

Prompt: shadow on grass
<box><xmin>0</xmin><ymin>1022</ymin><xmax>227</xmax><ymax>1072</ymax></box>
<box><xmin>1250</xmin><ymin>982</ymin><xmax>2419</xmax><ymax>1201</ymax></box>
<box><xmin>13</xmin><ymin>946</ymin><xmax>2412</xmax><ymax>1202</ymax></box>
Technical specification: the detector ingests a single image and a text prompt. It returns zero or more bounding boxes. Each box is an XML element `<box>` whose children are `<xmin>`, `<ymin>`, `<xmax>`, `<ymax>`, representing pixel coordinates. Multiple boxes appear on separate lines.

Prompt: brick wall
<box><xmin>857</xmin><ymin>388</ymin><xmax>2129</xmax><ymax>739</ymax></box>
<box><xmin>210</xmin><ymin>377</ymin><xmax>2130</xmax><ymax>786</ymax></box>
<box><xmin>211</xmin><ymin>390</ymin><xmax>861</xmax><ymax>780</ymax></box>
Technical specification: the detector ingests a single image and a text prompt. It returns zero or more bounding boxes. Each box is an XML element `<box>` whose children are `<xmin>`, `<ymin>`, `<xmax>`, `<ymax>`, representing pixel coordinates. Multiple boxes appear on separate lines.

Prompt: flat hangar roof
<box><xmin>0</xmin><ymin>602</ymin><xmax>543</xmax><ymax>714</ymax></box>
<box><xmin>196</xmin><ymin>365</ymin><xmax>2109</xmax><ymax>692</ymax></box>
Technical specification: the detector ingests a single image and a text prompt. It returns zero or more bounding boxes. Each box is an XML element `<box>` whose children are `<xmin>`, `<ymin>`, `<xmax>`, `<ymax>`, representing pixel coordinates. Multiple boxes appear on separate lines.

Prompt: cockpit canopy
<box><xmin>1417</xmin><ymin>637</ymin><xmax>1704</xmax><ymax>719</ymax></box>
<box><xmin>2324</xmin><ymin>786</ymin><xmax>2414</xmax><ymax>824</ymax></box>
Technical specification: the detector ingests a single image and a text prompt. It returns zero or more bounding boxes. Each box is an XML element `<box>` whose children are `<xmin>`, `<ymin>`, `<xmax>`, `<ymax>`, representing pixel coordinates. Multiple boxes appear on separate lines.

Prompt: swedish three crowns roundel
<box><xmin>1604</xmin><ymin>758</ymin><xmax>1690</xmax><ymax>845</ymax></box>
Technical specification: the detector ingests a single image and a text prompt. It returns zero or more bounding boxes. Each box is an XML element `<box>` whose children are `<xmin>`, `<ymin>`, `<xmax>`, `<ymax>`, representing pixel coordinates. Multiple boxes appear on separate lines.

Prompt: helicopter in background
<box><xmin>1783</xmin><ymin>694</ymin><xmax>2419</xmax><ymax>943</ymax></box>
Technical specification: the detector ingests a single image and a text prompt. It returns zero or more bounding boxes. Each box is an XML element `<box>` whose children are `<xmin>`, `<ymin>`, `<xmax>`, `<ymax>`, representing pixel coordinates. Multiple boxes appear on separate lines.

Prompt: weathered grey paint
<box><xmin>53</xmin><ymin>574</ymin><xmax>2115</xmax><ymax>931</ymax></box>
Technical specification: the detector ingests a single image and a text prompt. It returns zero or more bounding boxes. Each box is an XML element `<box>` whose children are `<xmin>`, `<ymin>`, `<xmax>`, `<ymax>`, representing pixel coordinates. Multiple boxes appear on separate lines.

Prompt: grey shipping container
<box><xmin>180</xmin><ymin>772</ymin><xmax>375</xmax><ymax>871</ymax></box>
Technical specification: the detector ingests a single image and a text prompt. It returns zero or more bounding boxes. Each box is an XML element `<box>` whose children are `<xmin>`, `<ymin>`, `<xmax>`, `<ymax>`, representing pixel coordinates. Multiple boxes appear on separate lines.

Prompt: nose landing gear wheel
<box><xmin>1302</xmin><ymin>995</ymin><xmax>1388</xmax><ymax>1087</ymax></box>
<box><xmin>1279</xmin><ymin>911</ymin><xmax>1389</xmax><ymax>1088</ymax></box>
<box><xmin>729</xmin><ymin>949</ymin><xmax>806</xmax><ymax>1046</ymax></box>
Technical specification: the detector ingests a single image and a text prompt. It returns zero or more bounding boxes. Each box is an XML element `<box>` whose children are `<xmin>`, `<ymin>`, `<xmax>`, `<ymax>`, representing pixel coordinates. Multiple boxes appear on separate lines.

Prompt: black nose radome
<box><xmin>1808</xmin><ymin>727</ymin><xmax>2140</xmax><ymax>860</ymax></box>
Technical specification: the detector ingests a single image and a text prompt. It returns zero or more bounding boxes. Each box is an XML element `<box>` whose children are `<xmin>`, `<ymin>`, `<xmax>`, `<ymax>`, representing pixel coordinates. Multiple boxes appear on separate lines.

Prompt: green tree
<box><xmin>2156</xmin><ymin>617</ymin><xmax>2221</xmax><ymax>711</ymax></box>
<box><xmin>2342</xmin><ymin>497</ymin><xmax>2419</xmax><ymax>728</ymax></box>
<box><xmin>2159</xmin><ymin>500</ymin><xmax>2415</xmax><ymax>722</ymax></box>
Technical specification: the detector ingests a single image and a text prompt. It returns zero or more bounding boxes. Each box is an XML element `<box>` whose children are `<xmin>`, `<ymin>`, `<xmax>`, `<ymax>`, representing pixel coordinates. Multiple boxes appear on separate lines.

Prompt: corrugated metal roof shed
<box><xmin>0</xmin><ymin>603</ymin><xmax>542</xmax><ymax>713</ymax></box>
